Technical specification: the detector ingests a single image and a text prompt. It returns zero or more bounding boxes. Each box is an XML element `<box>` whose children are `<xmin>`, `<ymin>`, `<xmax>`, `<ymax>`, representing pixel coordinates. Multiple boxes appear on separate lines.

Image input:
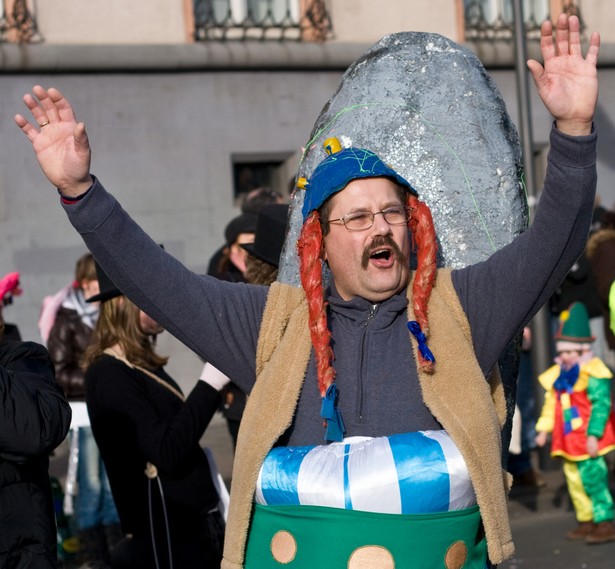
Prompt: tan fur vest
<box><xmin>221</xmin><ymin>269</ymin><xmax>514</xmax><ymax>568</ymax></box>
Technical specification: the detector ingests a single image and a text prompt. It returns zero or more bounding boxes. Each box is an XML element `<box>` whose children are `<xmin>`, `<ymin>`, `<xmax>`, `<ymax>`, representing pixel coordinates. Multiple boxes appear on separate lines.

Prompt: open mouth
<box><xmin>367</xmin><ymin>247</ymin><xmax>395</xmax><ymax>268</ymax></box>
<box><xmin>371</xmin><ymin>248</ymin><xmax>392</xmax><ymax>261</ymax></box>
<box><xmin>361</xmin><ymin>236</ymin><xmax>405</xmax><ymax>269</ymax></box>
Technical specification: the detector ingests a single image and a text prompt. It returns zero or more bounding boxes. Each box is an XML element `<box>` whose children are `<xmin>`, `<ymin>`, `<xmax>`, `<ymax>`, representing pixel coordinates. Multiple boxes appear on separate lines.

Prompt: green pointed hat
<box><xmin>555</xmin><ymin>302</ymin><xmax>595</xmax><ymax>344</ymax></box>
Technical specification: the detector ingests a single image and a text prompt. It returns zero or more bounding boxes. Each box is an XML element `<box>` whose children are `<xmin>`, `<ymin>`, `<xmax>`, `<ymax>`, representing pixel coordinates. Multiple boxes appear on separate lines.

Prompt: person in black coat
<box><xmin>82</xmin><ymin>265</ymin><xmax>224</xmax><ymax>568</ymax></box>
<box><xmin>0</xmin><ymin>307</ymin><xmax>72</xmax><ymax>568</ymax></box>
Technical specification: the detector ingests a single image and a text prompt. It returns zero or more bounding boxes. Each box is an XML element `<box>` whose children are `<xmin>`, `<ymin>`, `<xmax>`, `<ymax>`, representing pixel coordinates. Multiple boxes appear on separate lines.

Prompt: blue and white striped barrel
<box><xmin>255</xmin><ymin>430</ymin><xmax>476</xmax><ymax>515</ymax></box>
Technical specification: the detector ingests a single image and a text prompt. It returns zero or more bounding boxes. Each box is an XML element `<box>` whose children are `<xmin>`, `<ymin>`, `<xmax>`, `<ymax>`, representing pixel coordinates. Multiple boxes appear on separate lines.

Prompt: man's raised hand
<box><xmin>527</xmin><ymin>14</ymin><xmax>600</xmax><ymax>136</ymax></box>
<box><xmin>15</xmin><ymin>86</ymin><xmax>93</xmax><ymax>197</ymax></box>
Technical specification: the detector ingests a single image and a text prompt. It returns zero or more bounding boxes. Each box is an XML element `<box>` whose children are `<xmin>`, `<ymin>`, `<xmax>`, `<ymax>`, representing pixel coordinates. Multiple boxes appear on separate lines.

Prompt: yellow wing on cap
<box><xmin>323</xmin><ymin>137</ymin><xmax>342</xmax><ymax>155</ymax></box>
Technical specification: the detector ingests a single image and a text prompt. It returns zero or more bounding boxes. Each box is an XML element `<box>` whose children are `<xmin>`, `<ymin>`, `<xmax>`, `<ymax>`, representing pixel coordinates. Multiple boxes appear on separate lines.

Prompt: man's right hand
<box><xmin>14</xmin><ymin>85</ymin><xmax>93</xmax><ymax>197</ymax></box>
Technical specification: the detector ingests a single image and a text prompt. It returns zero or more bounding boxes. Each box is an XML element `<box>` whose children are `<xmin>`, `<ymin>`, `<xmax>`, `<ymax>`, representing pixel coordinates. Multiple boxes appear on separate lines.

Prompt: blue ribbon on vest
<box><xmin>407</xmin><ymin>321</ymin><xmax>436</xmax><ymax>363</ymax></box>
<box><xmin>321</xmin><ymin>383</ymin><xmax>346</xmax><ymax>442</ymax></box>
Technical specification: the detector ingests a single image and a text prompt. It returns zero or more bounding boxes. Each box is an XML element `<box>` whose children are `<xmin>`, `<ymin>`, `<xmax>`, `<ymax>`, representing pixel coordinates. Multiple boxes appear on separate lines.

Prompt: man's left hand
<box><xmin>528</xmin><ymin>14</ymin><xmax>600</xmax><ymax>136</ymax></box>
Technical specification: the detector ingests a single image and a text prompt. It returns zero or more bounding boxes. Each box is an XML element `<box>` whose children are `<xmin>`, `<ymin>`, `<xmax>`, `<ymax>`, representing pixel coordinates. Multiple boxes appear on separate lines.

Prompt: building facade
<box><xmin>1</xmin><ymin>0</ymin><xmax>613</xmax><ymax>382</ymax></box>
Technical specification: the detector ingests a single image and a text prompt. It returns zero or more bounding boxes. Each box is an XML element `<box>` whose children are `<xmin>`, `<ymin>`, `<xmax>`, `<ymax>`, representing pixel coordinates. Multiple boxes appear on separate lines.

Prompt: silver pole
<box><xmin>512</xmin><ymin>0</ymin><xmax>553</xmax><ymax>470</ymax></box>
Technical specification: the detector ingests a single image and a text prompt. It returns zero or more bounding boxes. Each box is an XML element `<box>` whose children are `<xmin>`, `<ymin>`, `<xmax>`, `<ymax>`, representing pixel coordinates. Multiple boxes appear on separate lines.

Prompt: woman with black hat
<box><xmin>83</xmin><ymin>264</ymin><xmax>224</xmax><ymax>568</ymax></box>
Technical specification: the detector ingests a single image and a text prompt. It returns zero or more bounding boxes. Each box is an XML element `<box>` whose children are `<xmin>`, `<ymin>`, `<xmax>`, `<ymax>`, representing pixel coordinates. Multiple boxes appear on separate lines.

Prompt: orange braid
<box><xmin>297</xmin><ymin>211</ymin><xmax>335</xmax><ymax>397</ymax></box>
<box><xmin>407</xmin><ymin>194</ymin><xmax>438</xmax><ymax>372</ymax></box>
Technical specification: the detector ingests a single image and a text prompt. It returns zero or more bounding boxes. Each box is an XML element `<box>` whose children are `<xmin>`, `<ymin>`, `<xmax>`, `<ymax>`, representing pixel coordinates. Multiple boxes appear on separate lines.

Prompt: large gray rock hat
<box><xmin>278</xmin><ymin>31</ymin><xmax>527</xmax><ymax>286</ymax></box>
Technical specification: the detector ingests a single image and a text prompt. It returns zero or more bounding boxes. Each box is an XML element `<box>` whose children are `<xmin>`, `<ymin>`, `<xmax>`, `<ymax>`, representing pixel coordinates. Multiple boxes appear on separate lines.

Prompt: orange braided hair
<box><xmin>407</xmin><ymin>193</ymin><xmax>438</xmax><ymax>373</ymax></box>
<box><xmin>298</xmin><ymin>210</ymin><xmax>335</xmax><ymax>397</ymax></box>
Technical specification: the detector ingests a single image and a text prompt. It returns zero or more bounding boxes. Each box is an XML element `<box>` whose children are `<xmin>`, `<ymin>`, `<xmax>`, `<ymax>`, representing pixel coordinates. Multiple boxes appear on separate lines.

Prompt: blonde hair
<box><xmin>84</xmin><ymin>296</ymin><xmax>167</xmax><ymax>370</ymax></box>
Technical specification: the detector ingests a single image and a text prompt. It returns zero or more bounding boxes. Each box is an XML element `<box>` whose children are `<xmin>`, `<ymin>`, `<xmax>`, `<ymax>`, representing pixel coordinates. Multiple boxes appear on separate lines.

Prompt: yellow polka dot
<box><xmin>445</xmin><ymin>540</ymin><xmax>468</xmax><ymax>569</ymax></box>
<box><xmin>270</xmin><ymin>530</ymin><xmax>297</xmax><ymax>564</ymax></box>
<box><xmin>348</xmin><ymin>545</ymin><xmax>395</xmax><ymax>569</ymax></box>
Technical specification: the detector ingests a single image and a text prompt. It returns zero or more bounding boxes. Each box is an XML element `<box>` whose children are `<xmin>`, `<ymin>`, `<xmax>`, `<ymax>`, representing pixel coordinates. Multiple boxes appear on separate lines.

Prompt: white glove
<box><xmin>199</xmin><ymin>362</ymin><xmax>231</xmax><ymax>391</ymax></box>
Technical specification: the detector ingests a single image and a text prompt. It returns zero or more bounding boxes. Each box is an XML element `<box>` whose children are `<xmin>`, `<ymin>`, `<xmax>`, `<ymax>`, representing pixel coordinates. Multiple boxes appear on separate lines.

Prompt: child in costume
<box><xmin>536</xmin><ymin>302</ymin><xmax>615</xmax><ymax>544</ymax></box>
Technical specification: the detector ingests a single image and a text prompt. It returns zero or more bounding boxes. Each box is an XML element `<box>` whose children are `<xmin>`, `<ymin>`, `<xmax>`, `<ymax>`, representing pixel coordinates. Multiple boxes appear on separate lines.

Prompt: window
<box><xmin>464</xmin><ymin>0</ymin><xmax>582</xmax><ymax>41</ymax></box>
<box><xmin>233</xmin><ymin>161</ymin><xmax>280</xmax><ymax>198</ymax></box>
<box><xmin>0</xmin><ymin>0</ymin><xmax>40</xmax><ymax>43</ymax></box>
<box><xmin>231</xmin><ymin>151</ymin><xmax>298</xmax><ymax>203</ymax></box>
<box><xmin>193</xmin><ymin>0</ymin><xmax>330</xmax><ymax>41</ymax></box>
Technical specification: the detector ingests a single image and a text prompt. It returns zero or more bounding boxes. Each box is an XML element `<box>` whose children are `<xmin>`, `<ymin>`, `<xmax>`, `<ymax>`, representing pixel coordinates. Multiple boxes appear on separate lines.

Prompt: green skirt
<box><xmin>244</xmin><ymin>503</ymin><xmax>487</xmax><ymax>568</ymax></box>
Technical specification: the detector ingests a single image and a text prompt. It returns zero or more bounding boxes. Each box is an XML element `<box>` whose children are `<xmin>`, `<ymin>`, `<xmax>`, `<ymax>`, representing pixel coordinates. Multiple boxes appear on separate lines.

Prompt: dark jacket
<box><xmin>0</xmin><ymin>340</ymin><xmax>72</xmax><ymax>568</ymax></box>
<box><xmin>1</xmin><ymin>323</ymin><xmax>21</xmax><ymax>342</ymax></box>
<box><xmin>85</xmin><ymin>355</ymin><xmax>222</xmax><ymax>567</ymax></box>
<box><xmin>47</xmin><ymin>305</ymin><xmax>94</xmax><ymax>400</ymax></box>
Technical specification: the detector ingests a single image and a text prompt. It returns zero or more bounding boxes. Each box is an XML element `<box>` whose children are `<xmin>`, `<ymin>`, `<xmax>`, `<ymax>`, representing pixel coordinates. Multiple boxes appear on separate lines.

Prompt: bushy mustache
<box><xmin>361</xmin><ymin>235</ymin><xmax>406</xmax><ymax>269</ymax></box>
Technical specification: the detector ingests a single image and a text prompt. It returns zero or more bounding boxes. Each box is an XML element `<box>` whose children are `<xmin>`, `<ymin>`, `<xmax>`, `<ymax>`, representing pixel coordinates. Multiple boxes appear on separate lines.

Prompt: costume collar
<box><xmin>326</xmin><ymin>284</ymin><xmax>409</xmax><ymax>327</ymax></box>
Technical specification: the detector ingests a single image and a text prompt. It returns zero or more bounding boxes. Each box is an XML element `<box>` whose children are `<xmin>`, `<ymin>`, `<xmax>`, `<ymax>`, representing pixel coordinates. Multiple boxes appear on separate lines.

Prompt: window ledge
<box><xmin>3</xmin><ymin>39</ymin><xmax>614</xmax><ymax>73</ymax></box>
<box><xmin>0</xmin><ymin>42</ymin><xmax>369</xmax><ymax>73</ymax></box>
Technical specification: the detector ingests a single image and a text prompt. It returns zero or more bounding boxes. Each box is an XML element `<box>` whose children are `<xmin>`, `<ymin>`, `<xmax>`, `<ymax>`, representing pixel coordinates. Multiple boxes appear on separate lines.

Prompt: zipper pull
<box><xmin>365</xmin><ymin>304</ymin><xmax>378</xmax><ymax>326</ymax></box>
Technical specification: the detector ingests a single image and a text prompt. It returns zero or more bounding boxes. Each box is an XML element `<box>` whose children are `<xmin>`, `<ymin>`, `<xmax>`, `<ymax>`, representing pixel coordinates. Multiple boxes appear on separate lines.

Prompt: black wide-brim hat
<box><xmin>241</xmin><ymin>203</ymin><xmax>290</xmax><ymax>267</ymax></box>
<box><xmin>224</xmin><ymin>213</ymin><xmax>257</xmax><ymax>246</ymax></box>
<box><xmin>86</xmin><ymin>261</ymin><xmax>122</xmax><ymax>303</ymax></box>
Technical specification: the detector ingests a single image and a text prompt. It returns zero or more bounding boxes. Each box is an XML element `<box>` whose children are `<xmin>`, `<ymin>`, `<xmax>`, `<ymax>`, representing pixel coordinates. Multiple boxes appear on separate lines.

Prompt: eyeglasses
<box><xmin>328</xmin><ymin>205</ymin><xmax>410</xmax><ymax>231</ymax></box>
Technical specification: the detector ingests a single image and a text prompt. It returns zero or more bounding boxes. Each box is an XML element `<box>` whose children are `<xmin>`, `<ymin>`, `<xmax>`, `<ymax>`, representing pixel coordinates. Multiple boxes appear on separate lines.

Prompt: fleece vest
<box><xmin>221</xmin><ymin>269</ymin><xmax>513</xmax><ymax>568</ymax></box>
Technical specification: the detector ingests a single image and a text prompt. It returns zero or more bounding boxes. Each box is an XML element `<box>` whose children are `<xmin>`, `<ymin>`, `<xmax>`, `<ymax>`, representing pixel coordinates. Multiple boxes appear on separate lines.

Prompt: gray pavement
<box><xmin>501</xmin><ymin>460</ymin><xmax>615</xmax><ymax>569</ymax></box>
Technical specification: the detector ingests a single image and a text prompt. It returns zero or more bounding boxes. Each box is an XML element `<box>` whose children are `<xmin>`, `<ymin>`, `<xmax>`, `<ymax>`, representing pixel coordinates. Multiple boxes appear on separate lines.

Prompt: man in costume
<box><xmin>536</xmin><ymin>302</ymin><xmax>615</xmax><ymax>544</ymax></box>
<box><xmin>15</xmin><ymin>14</ymin><xmax>600</xmax><ymax>569</ymax></box>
